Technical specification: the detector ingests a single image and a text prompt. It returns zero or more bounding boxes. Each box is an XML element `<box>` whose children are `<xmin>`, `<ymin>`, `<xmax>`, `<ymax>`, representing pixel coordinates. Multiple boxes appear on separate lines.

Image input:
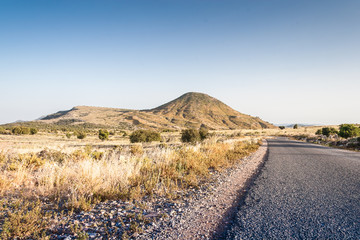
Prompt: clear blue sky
<box><xmin>1</xmin><ymin>0</ymin><xmax>359</xmax><ymax>125</ymax></box>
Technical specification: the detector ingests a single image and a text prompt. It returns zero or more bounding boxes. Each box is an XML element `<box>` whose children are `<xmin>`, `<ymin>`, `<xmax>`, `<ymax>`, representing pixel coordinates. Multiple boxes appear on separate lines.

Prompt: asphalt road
<box><xmin>225</xmin><ymin>138</ymin><xmax>360</xmax><ymax>239</ymax></box>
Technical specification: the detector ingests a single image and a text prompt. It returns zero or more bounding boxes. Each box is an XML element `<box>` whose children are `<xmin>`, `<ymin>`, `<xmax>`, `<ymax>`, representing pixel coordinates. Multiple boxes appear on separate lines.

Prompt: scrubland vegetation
<box><xmin>290</xmin><ymin>124</ymin><xmax>360</xmax><ymax>151</ymax></box>
<box><xmin>0</xmin><ymin>127</ymin><xmax>261</xmax><ymax>239</ymax></box>
<box><xmin>0</xmin><ymin>122</ymin><xmax>358</xmax><ymax>238</ymax></box>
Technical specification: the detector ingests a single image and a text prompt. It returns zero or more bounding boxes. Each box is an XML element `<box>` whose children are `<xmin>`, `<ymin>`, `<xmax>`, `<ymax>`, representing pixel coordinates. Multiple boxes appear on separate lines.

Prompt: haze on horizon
<box><xmin>1</xmin><ymin>0</ymin><xmax>359</xmax><ymax>126</ymax></box>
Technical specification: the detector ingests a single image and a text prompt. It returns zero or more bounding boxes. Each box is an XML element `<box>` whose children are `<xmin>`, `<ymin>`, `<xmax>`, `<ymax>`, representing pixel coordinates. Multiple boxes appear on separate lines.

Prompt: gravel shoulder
<box><xmin>139</xmin><ymin>140</ymin><xmax>268</xmax><ymax>240</ymax></box>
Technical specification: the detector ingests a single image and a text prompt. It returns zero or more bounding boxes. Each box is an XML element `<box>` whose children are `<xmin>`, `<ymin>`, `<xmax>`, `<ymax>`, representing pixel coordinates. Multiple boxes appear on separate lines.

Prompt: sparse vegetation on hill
<box><xmin>36</xmin><ymin>92</ymin><xmax>276</xmax><ymax>130</ymax></box>
<box><xmin>0</xmin><ymin>121</ymin><xmax>112</xmax><ymax>134</ymax></box>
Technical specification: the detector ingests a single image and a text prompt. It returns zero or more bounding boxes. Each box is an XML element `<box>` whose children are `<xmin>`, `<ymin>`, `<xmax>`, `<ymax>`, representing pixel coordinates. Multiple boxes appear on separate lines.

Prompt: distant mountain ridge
<box><xmin>39</xmin><ymin>92</ymin><xmax>276</xmax><ymax>130</ymax></box>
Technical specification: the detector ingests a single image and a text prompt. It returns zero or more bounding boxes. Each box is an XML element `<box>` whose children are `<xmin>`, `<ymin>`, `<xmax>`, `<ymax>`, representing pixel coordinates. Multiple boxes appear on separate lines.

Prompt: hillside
<box><xmin>39</xmin><ymin>92</ymin><xmax>276</xmax><ymax>130</ymax></box>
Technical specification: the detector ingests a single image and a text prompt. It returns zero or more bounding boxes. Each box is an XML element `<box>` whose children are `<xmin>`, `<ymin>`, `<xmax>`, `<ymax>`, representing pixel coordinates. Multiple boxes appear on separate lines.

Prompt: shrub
<box><xmin>98</xmin><ymin>129</ymin><xmax>109</xmax><ymax>141</ymax></box>
<box><xmin>293</xmin><ymin>124</ymin><xmax>298</xmax><ymax>129</ymax></box>
<box><xmin>181</xmin><ymin>128</ymin><xmax>209</xmax><ymax>143</ymax></box>
<box><xmin>181</xmin><ymin>129</ymin><xmax>201</xmax><ymax>143</ymax></box>
<box><xmin>129</xmin><ymin>130</ymin><xmax>161</xmax><ymax>143</ymax></box>
<box><xmin>315</xmin><ymin>129</ymin><xmax>322</xmax><ymax>135</ymax></box>
<box><xmin>66</xmin><ymin>132</ymin><xmax>72</xmax><ymax>139</ymax></box>
<box><xmin>321</xmin><ymin>127</ymin><xmax>338</xmax><ymax>137</ymax></box>
<box><xmin>199</xmin><ymin>128</ymin><xmax>209</xmax><ymax>141</ymax></box>
<box><xmin>12</xmin><ymin>126</ymin><xmax>22</xmax><ymax>135</ymax></box>
<box><xmin>339</xmin><ymin>124</ymin><xmax>360</xmax><ymax>139</ymax></box>
<box><xmin>21</xmin><ymin>127</ymin><xmax>30</xmax><ymax>135</ymax></box>
<box><xmin>0</xmin><ymin>127</ymin><xmax>4</xmax><ymax>134</ymax></box>
<box><xmin>30</xmin><ymin>128</ymin><xmax>38</xmax><ymax>135</ymax></box>
<box><xmin>77</xmin><ymin>132</ymin><xmax>87</xmax><ymax>139</ymax></box>
<box><xmin>279</xmin><ymin>126</ymin><xmax>285</xmax><ymax>130</ymax></box>
<box><xmin>38</xmin><ymin>149</ymin><xmax>68</xmax><ymax>164</ymax></box>
<box><xmin>0</xmin><ymin>200</ymin><xmax>51</xmax><ymax>239</ymax></box>
<box><xmin>11</xmin><ymin>126</ymin><xmax>32</xmax><ymax>135</ymax></box>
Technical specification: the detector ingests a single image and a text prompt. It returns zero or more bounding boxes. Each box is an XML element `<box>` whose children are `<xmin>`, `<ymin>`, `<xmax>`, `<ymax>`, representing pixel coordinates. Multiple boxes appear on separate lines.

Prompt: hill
<box><xmin>39</xmin><ymin>92</ymin><xmax>276</xmax><ymax>130</ymax></box>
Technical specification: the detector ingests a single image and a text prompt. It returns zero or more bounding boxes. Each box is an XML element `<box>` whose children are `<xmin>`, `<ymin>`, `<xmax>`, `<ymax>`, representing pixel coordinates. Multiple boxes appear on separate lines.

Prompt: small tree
<box><xmin>99</xmin><ymin>129</ymin><xmax>109</xmax><ymax>141</ymax></box>
<box><xmin>293</xmin><ymin>124</ymin><xmax>298</xmax><ymax>129</ymax></box>
<box><xmin>279</xmin><ymin>126</ymin><xmax>285</xmax><ymax>130</ymax></box>
<box><xmin>339</xmin><ymin>124</ymin><xmax>360</xmax><ymax>139</ymax></box>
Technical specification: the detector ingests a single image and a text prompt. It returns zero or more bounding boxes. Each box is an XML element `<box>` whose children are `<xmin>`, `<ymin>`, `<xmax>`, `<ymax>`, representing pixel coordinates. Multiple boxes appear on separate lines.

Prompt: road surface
<box><xmin>225</xmin><ymin>138</ymin><xmax>360</xmax><ymax>239</ymax></box>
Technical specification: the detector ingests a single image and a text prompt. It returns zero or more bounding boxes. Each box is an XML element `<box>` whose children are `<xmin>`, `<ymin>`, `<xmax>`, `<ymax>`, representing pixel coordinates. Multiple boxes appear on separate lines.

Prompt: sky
<box><xmin>1</xmin><ymin>0</ymin><xmax>359</xmax><ymax>125</ymax></box>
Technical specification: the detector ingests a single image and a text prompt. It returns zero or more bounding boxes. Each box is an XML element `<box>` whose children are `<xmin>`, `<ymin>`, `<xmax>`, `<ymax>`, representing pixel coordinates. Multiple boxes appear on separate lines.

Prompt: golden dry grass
<box><xmin>0</xmin><ymin>131</ymin><xmax>261</xmax><ymax>211</ymax></box>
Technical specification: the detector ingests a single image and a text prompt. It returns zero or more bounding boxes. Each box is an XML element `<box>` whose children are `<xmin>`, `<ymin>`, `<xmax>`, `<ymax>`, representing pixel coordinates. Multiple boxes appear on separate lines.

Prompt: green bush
<box><xmin>321</xmin><ymin>127</ymin><xmax>338</xmax><ymax>137</ymax></box>
<box><xmin>12</xmin><ymin>126</ymin><xmax>22</xmax><ymax>135</ymax></box>
<box><xmin>293</xmin><ymin>124</ymin><xmax>298</xmax><ymax>129</ymax></box>
<box><xmin>21</xmin><ymin>127</ymin><xmax>30</xmax><ymax>135</ymax></box>
<box><xmin>30</xmin><ymin>128</ymin><xmax>38</xmax><ymax>135</ymax></box>
<box><xmin>11</xmin><ymin>126</ymin><xmax>33</xmax><ymax>135</ymax></box>
<box><xmin>181</xmin><ymin>129</ymin><xmax>201</xmax><ymax>143</ymax></box>
<box><xmin>98</xmin><ymin>129</ymin><xmax>109</xmax><ymax>141</ymax></box>
<box><xmin>316</xmin><ymin>127</ymin><xmax>338</xmax><ymax>137</ymax></box>
<box><xmin>279</xmin><ymin>126</ymin><xmax>285</xmax><ymax>130</ymax></box>
<box><xmin>66</xmin><ymin>133</ymin><xmax>72</xmax><ymax>139</ymax></box>
<box><xmin>181</xmin><ymin>128</ymin><xmax>209</xmax><ymax>143</ymax></box>
<box><xmin>77</xmin><ymin>132</ymin><xmax>87</xmax><ymax>139</ymax></box>
<box><xmin>129</xmin><ymin>130</ymin><xmax>161</xmax><ymax>143</ymax></box>
<box><xmin>339</xmin><ymin>124</ymin><xmax>360</xmax><ymax>139</ymax></box>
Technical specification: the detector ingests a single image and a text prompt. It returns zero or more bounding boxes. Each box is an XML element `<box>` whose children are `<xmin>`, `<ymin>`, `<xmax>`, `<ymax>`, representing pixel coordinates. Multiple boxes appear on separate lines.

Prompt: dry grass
<box><xmin>0</xmin><ymin>126</ymin><xmax>338</xmax><ymax>207</ymax></box>
<box><xmin>0</xmin><ymin>130</ymin><xmax>262</xmax><ymax>238</ymax></box>
<box><xmin>0</xmin><ymin>137</ymin><xmax>260</xmax><ymax>209</ymax></box>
